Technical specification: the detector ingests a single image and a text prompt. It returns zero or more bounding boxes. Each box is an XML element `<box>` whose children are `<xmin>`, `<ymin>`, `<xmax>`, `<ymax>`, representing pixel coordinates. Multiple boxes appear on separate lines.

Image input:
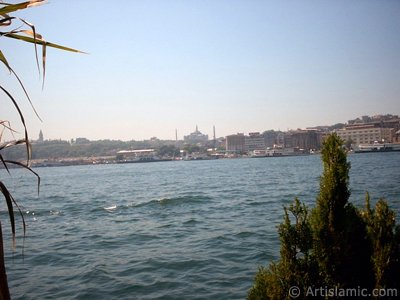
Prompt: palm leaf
<box><xmin>0</xmin><ymin>50</ymin><xmax>11</xmax><ymax>72</ymax></box>
<box><xmin>0</xmin><ymin>140</ymin><xmax>27</xmax><ymax>173</ymax></box>
<box><xmin>0</xmin><ymin>154</ymin><xmax>10</xmax><ymax>174</ymax></box>
<box><xmin>3</xmin><ymin>160</ymin><xmax>40</xmax><ymax>195</ymax></box>
<box><xmin>3</xmin><ymin>32</ymin><xmax>85</xmax><ymax>53</ymax></box>
<box><xmin>0</xmin><ymin>139</ymin><xmax>27</xmax><ymax>151</ymax></box>
<box><xmin>0</xmin><ymin>16</ymin><xmax>14</xmax><ymax>27</ymax></box>
<box><xmin>11</xmin><ymin>67</ymin><xmax>42</xmax><ymax>121</ymax></box>
<box><xmin>0</xmin><ymin>182</ymin><xmax>17</xmax><ymax>248</ymax></box>
<box><xmin>19</xmin><ymin>19</ymin><xmax>41</xmax><ymax>75</ymax></box>
<box><xmin>42</xmin><ymin>38</ymin><xmax>46</xmax><ymax>88</ymax></box>
<box><xmin>0</xmin><ymin>181</ymin><xmax>27</xmax><ymax>245</ymax></box>
<box><xmin>0</xmin><ymin>0</ymin><xmax>45</xmax><ymax>15</ymax></box>
<box><xmin>0</xmin><ymin>86</ymin><xmax>31</xmax><ymax>165</ymax></box>
<box><xmin>0</xmin><ymin>50</ymin><xmax>42</xmax><ymax>120</ymax></box>
<box><xmin>0</xmin><ymin>120</ymin><xmax>17</xmax><ymax>142</ymax></box>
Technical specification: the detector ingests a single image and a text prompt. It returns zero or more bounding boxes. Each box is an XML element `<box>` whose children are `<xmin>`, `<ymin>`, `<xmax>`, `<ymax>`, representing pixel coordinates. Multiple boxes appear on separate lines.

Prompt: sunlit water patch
<box><xmin>1</xmin><ymin>153</ymin><xmax>399</xmax><ymax>299</ymax></box>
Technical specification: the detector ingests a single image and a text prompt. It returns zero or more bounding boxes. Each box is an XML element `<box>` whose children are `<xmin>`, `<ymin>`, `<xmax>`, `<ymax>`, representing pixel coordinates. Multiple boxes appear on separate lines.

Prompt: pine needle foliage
<box><xmin>248</xmin><ymin>133</ymin><xmax>400</xmax><ymax>299</ymax></box>
<box><xmin>363</xmin><ymin>193</ymin><xmax>400</xmax><ymax>290</ymax></box>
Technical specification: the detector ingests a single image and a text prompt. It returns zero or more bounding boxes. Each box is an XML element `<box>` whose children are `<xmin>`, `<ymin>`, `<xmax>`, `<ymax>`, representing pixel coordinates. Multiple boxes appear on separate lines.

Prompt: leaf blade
<box><xmin>0</xmin><ymin>181</ymin><xmax>16</xmax><ymax>248</ymax></box>
<box><xmin>0</xmin><ymin>50</ymin><xmax>11</xmax><ymax>72</ymax></box>
<box><xmin>0</xmin><ymin>0</ymin><xmax>45</xmax><ymax>15</ymax></box>
<box><xmin>3</xmin><ymin>32</ymin><xmax>86</xmax><ymax>53</ymax></box>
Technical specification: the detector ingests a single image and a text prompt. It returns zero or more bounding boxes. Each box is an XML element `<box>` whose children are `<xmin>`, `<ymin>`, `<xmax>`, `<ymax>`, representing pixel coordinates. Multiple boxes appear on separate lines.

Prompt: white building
<box><xmin>245</xmin><ymin>132</ymin><xmax>266</xmax><ymax>152</ymax></box>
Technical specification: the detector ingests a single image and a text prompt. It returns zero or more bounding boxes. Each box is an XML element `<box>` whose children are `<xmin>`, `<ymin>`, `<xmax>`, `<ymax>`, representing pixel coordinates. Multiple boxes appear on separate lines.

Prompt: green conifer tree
<box><xmin>248</xmin><ymin>133</ymin><xmax>399</xmax><ymax>299</ymax></box>
<box><xmin>363</xmin><ymin>193</ymin><xmax>400</xmax><ymax>290</ymax></box>
<box><xmin>248</xmin><ymin>199</ymin><xmax>317</xmax><ymax>299</ymax></box>
<box><xmin>310</xmin><ymin>133</ymin><xmax>373</xmax><ymax>288</ymax></box>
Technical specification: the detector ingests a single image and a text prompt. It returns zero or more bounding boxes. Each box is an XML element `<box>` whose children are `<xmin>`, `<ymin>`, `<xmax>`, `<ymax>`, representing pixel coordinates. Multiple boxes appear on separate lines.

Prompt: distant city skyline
<box><xmin>3</xmin><ymin>1</ymin><xmax>400</xmax><ymax>141</ymax></box>
<box><xmin>35</xmin><ymin>113</ymin><xmax>398</xmax><ymax>142</ymax></box>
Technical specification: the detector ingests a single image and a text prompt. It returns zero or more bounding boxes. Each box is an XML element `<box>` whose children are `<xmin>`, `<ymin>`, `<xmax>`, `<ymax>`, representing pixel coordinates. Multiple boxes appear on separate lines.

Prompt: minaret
<box><xmin>175</xmin><ymin>129</ymin><xmax>178</xmax><ymax>142</ymax></box>
<box><xmin>213</xmin><ymin>125</ymin><xmax>216</xmax><ymax>150</ymax></box>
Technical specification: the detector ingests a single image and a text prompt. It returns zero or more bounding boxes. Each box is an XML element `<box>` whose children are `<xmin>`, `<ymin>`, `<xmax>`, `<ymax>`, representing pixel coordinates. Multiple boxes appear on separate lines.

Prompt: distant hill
<box><xmin>1</xmin><ymin>139</ymin><xmax>176</xmax><ymax>161</ymax></box>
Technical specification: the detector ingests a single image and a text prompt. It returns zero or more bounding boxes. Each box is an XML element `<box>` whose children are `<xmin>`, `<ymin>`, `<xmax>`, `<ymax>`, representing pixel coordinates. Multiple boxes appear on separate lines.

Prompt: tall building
<box><xmin>38</xmin><ymin>130</ymin><xmax>44</xmax><ymax>143</ymax></box>
<box><xmin>263</xmin><ymin>130</ymin><xmax>279</xmax><ymax>148</ymax></box>
<box><xmin>245</xmin><ymin>132</ymin><xmax>266</xmax><ymax>152</ymax></box>
<box><xmin>284</xmin><ymin>129</ymin><xmax>321</xmax><ymax>150</ymax></box>
<box><xmin>226</xmin><ymin>133</ymin><xmax>245</xmax><ymax>153</ymax></box>
<box><xmin>276</xmin><ymin>132</ymin><xmax>285</xmax><ymax>146</ymax></box>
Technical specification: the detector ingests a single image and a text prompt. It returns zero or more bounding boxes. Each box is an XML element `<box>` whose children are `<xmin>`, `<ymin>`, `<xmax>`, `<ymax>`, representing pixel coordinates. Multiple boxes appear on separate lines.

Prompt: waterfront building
<box><xmin>284</xmin><ymin>129</ymin><xmax>321</xmax><ymax>150</ymax></box>
<box><xmin>276</xmin><ymin>132</ymin><xmax>285</xmax><ymax>146</ymax></box>
<box><xmin>263</xmin><ymin>130</ymin><xmax>279</xmax><ymax>148</ymax></box>
<box><xmin>245</xmin><ymin>132</ymin><xmax>266</xmax><ymax>152</ymax></box>
<box><xmin>184</xmin><ymin>125</ymin><xmax>209</xmax><ymax>144</ymax></box>
<box><xmin>335</xmin><ymin>124</ymin><xmax>394</xmax><ymax>145</ymax></box>
<box><xmin>294</xmin><ymin>129</ymin><xmax>320</xmax><ymax>150</ymax></box>
<box><xmin>283</xmin><ymin>132</ymin><xmax>293</xmax><ymax>148</ymax></box>
<box><xmin>215</xmin><ymin>137</ymin><xmax>226</xmax><ymax>150</ymax></box>
<box><xmin>226</xmin><ymin>133</ymin><xmax>245</xmax><ymax>153</ymax></box>
<box><xmin>337</xmin><ymin>114</ymin><xmax>399</xmax><ymax>145</ymax></box>
<box><xmin>396</xmin><ymin>130</ymin><xmax>400</xmax><ymax>143</ymax></box>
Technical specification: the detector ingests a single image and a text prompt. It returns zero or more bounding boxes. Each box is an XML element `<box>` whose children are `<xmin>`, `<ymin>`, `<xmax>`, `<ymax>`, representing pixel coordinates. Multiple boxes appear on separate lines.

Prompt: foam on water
<box><xmin>3</xmin><ymin>153</ymin><xmax>400</xmax><ymax>299</ymax></box>
<box><xmin>104</xmin><ymin>205</ymin><xmax>117</xmax><ymax>211</ymax></box>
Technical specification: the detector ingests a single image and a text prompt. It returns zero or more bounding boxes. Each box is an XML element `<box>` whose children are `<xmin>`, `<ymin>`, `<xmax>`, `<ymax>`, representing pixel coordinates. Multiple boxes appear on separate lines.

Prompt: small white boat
<box><xmin>355</xmin><ymin>142</ymin><xmax>400</xmax><ymax>153</ymax></box>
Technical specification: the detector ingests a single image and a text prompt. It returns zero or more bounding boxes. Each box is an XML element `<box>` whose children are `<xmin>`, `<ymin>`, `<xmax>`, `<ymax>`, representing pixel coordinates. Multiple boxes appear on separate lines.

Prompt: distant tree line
<box><xmin>1</xmin><ymin>139</ymin><xmax>183</xmax><ymax>160</ymax></box>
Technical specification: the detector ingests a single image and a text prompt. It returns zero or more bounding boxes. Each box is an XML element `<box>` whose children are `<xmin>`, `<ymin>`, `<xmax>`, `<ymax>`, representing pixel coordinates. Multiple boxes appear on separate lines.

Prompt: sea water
<box><xmin>1</xmin><ymin>153</ymin><xmax>400</xmax><ymax>299</ymax></box>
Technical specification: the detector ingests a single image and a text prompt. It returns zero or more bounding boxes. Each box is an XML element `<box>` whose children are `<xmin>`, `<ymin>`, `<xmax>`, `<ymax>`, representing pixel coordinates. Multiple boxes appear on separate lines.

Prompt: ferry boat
<box><xmin>265</xmin><ymin>147</ymin><xmax>309</xmax><ymax>157</ymax></box>
<box><xmin>249</xmin><ymin>149</ymin><xmax>267</xmax><ymax>157</ymax></box>
<box><xmin>355</xmin><ymin>142</ymin><xmax>400</xmax><ymax>153</ymax></box>
<box><xmin>249</xmin><ymin>146</ymin><xmax>309</xmax><ymax>157</ymax></box>
<box><xmin>116</xmin><ymin>149</ymin><xmax>171</xmax><ymax>163</ymax></box>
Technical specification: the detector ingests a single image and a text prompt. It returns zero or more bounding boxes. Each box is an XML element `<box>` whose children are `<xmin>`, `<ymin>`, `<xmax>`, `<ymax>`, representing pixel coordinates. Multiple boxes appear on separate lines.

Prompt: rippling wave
<box><xmin>3</xmin><ymin>153</ymin><xmax>400</xmax><ymax>299</ymax></box>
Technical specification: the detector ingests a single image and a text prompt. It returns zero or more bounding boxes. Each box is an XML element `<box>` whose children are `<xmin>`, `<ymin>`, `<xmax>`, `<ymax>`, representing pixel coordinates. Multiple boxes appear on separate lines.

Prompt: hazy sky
<box><xmin>2</xmin><ymin>0</ymin><xmax>400</xmax><ymax>141</ymax></box>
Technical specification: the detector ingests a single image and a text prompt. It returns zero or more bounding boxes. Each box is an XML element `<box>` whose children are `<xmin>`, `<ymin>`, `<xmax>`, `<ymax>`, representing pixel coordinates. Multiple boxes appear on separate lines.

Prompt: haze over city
<box><xmin>2</xmin><ymin>0</ymin><xmax>400</xmax><ymax>141</ymax></box>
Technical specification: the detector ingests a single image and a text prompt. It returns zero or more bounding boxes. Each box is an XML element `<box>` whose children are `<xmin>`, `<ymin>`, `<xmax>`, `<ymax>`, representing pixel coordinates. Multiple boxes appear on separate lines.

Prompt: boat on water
<box><xmin>116</xmin><ymin>149</ymin><xmax>172</xmax><ymax>163</ymax></box>
<box><xmin>355</xmin><ymin>142</ymin><xmax>400</xmax><ymax>153</ymax></box>
<box><xmin>249</xmin><ymin>146</ymin><xmax>310</xmax><ymax>158</ymax></box>
<box><xmin>117</xmin><ymin>157</ymin><xmax>169</xmax><ymax>163</ymax></box>
<box><xmin>249</xmin><ymin>149</ymin><xmax>268</xmax><ymax>158</ymax></box>
<box><xmin>266</xmin><ymin>147</ymin><xmax>309</xmax><ymax>157</ymax></box>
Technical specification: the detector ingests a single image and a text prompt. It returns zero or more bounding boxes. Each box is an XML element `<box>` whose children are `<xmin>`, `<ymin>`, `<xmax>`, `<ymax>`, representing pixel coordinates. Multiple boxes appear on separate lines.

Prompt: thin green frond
<box><xmin>3</xmin><ymin>32</ymin><xmax>86</xmax><ymax>53</ymax></box>
<box><xmin>3</xmin><ymin>160</ymin><xmax>40</xmax><ymax>195</ymax></box>
<box><xmin>19</xmin><ymin>18</ymin><xmax>41</xmax><ymax>74</ymax></box>
<box><xmin>0</xmin><ymin>139</ymin><xmax>27</xmax><ymax>151</ymax></box>
<box><xmin>0</xmin><ymin>50</ymin><xmax>11</xmax><ymax>71</ymax></box>
<box><xmin>0</xmin><ymin>154</ymin><xmax>10</xmax><ymax>174</ymax></box>
<box><xmin>10</xmin><ymin>66</ymin><xmax>43</xmax><ymax>121</ymax></box>
<box><xmin>42</xmin><ymin>40</ymin><xmax>46</xmax><ymax>88</ymax></box>
<box><xmin>0</xmin><ymin>86</ymin><xmax>31</xmax><ymax>164</ymax></box>
<box><xmin>0</xmin><ymin>182</ymin><xmax>16</xmax><ymax>249</ymax></box>
<box><xmin>0</xmin><ymin>16</ymin><xmax>15</xmax><ymax>26</ymax></box>
<box><xmin>0</xmin><ymin>0</ymin><xmax>45</xmax><ymax>15</ymax></box>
